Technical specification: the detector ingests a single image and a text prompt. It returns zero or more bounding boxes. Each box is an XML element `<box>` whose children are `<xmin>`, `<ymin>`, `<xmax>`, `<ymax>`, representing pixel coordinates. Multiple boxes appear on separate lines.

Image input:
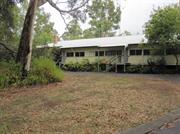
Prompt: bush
<box><xmin>24</xmin><ymin>58</ymin><xmax>64</xmax><ymax>85</ymax></box>
<box><xmin>0</xmin><ymin>61</ymin><xmax>21</xmax><ymax>89</ymax></box>
<box><xmin>63</xmin><ymin>59</ymin><xmax>113</xmax><ymax>72</ymax></box>
<box><xmin>63</xmin><ymin>59</ymin><xmax>98</xmax><ymax>72</ymax></box>
<box><xmin>0</xmin><ymin>58</ymin><xmax>64</xmax><ymax>89</ymax></box>
<box><xmin>0</xmin><ymin>74</ymin><xmax>8</xmax><ymax>89</ymax></box>
<box><xmin>126</xmin><ymin>65</ymin><xmax>143</xmax><ymax>73</ymax></box>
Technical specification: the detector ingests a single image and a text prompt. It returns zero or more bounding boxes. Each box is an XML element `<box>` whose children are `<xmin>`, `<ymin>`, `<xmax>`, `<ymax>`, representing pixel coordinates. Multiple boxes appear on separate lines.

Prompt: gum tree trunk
<box><xmin>16</xmin><ymin>0</ymin><xmax>38</xmax><ymax>77</ymax></box>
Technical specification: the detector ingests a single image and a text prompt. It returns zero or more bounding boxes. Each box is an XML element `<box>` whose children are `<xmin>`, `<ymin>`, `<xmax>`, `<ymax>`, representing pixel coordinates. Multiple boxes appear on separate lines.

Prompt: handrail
<box><xmin>108</xmin><ymin>55</ymin><xmax>121</xmax><ymax>64</ymax></box>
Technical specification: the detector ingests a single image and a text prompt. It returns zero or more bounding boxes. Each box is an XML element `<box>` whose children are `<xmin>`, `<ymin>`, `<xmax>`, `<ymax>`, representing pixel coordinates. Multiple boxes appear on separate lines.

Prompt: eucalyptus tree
<box><xmin>7</xmin><ymin>0</ymin><xmax>89</xmax><ymax>77</ymax></box>
<box><xmin>62</xmin><ymin>19</ymin><xmax>83</xmax><ymax>40</ymax></box>
<box><xmin>84</xmin><ymin>0</ymin><xmax>121</xmax><ymax>38</ymax></box>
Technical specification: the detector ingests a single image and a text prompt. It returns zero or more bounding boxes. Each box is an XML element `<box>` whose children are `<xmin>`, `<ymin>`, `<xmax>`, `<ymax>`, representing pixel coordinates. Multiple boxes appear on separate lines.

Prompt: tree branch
<box><xmin>0</xmin><ymin>42</ymin><xmax>17</xmax><ymax>57</ymax></box>
<box><xmin>47</xmin><ymin>0</ymin><xmax>89</xmax><ymax>13</ymax></box>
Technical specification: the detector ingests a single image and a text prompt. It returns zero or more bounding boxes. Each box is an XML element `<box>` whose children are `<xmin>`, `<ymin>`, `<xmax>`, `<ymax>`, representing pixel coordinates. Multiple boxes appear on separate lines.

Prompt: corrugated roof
<box><xmin>37</xmin><ymin>35</ymin><xmax>147</xmax><ymax>49</ymax></box>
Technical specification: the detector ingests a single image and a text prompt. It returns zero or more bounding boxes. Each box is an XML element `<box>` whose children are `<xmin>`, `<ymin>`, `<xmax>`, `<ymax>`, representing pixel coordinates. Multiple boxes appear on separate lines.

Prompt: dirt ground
<box><xmin>1</xmin><ymin>72</ymin><xmax>180</xmax><ymax>134</ymax></box>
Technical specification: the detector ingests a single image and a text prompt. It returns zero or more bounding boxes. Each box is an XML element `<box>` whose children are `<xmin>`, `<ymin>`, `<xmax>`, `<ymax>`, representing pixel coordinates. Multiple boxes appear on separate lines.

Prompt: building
<box><xmin>37</xmin><ymin>35</ymin><xmax>180</xmax><ymax>72</ymax></box>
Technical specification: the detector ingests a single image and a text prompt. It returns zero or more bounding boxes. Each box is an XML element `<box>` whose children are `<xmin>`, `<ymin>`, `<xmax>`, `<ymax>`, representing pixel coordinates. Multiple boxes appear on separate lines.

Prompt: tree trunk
<box><xmin>16</xmin><ymin>0</ymin><xmax>38</xmax><ymax>78</ymax></box>
<box><xmin>174</xmin><ymin>54</ymin><xmax>179</xmax><ymax>72</ymax></box>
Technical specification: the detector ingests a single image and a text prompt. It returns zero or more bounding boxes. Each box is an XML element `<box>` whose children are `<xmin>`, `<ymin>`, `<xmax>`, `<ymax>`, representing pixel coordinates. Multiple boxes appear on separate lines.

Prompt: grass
<box><xmin>1</xmin><ymin>72</ymin><xmax>180</xmax><ymax>133</ymax></box>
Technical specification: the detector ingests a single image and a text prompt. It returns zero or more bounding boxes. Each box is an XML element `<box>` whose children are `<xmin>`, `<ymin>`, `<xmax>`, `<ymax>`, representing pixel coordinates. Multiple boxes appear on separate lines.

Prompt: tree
<box><xmin>62</xmin><ymin>20</ymin><xmax>83</xmax><ymax>40</ymax></box>
<box><xmin>0</xmin><ymin>0</ymin><xmax>28</xmax><ymax>60</ymax></box>
<box><xmin>14</xmin><ymin>0</ymin><xmax>89</xmax><ymax>77</ymax></box>
<box><xmin>16</xmin><ymin>0</ymin><xmax>39</xmax><ymax>77</ymax></box>
<box><xmin>145</xmin><ymin>5</ymin><xmax>180</xmax><ymax>69</ymax></box>
<box><xmin>84</xmin><ymin>0</ymin><xmax>121</xmax><ymax>38</ymax></box>
<box><xmin>0</xmin><ymin>1</ymin><xmax>58</xmax><ymax>61</ymax></box>
<box><xmin>34</xmin><ymin>8</ymin><xmax>58</xmax><ymax>46</ymax></box>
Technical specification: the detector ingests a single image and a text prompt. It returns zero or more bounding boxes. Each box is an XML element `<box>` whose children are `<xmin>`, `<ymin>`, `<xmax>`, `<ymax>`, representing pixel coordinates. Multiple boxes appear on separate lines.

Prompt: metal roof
<box><xmin>37</xmin><ymin>35</ymin><xmax>147</xmax><ymax>49</ymax></box>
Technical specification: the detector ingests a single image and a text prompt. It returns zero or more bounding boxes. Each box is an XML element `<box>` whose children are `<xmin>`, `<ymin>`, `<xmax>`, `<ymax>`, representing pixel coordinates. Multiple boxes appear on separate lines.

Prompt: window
<box><xmin>166</xmin><ymin>49</ymin><xmax>174</xmax><ymax>55</ymax></box>
<box><xmin>99</xmin><ymin>51</ymin><xmax>104</xmax><ymax>56</ymax></box>
<box><xmin>143</xmin><ymin>50</ymin><xmax>150</xmax><ymax>55</ymax></box>
<box><xmin>87</xmin><ymin>51</ymin><xmax>95</xmax><ymax>57</ymax></box>
<box><xmin>95</xmin><ymin>51</ymin><xmax>104</xmax><ymax>56</ymax></box>
<box><xmin>95</xmin><ymin>51</ymin><xmax>99</xmax><ymax>56</ymax></box>
<box><xmin>130</xmin><ymin>50</ymin><xmax>142</xmax><ymax>56</ymax></box>
<box><xmin>79</xmin><ymin>52</ymin><xmax>85</xmax><ymax>57</ymax></box>
<box><xmin>136</xmin><ymin>50</ymin><xmax>142</xmax><ymax>55</ymax></box>
<box><xmin>105</xmin><ymin>51</ymin><xmax>112</xmax><ymax>56</ymax></box>
<box><xmin>130</xmin><ymin>50</ymin><xmax>136</xmax><ymax>55</ymax></box>
<box><xmin>117</xmin><ymin>50</ymin><xmax>122</xmax><ymax>56</ymax></box>
<box><xmin>105</xmin><ymin>50</ymin><xmax>122</xmax><ymax>56</ymax></box>
<box><xmin>75</xmin><ymin>52</ymin><xmax>79</xmax><ymax>57</ymax></box>
<box><xmin>66</xmin><ymin>52</ymin><xmax>74</xmax><ymax>57</ymax></box>
<box><xmin>75</xmin><ymin>52</ymin><xmax>85</xmax><ymax>57</ymax></box>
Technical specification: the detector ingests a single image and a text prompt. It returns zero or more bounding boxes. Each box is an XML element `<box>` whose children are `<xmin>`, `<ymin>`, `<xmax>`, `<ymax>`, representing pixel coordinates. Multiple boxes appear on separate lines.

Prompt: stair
<box><xmin>106</xmin><ymin>55</ymin><xmax>121</xmax><ymax>72</ymax></box>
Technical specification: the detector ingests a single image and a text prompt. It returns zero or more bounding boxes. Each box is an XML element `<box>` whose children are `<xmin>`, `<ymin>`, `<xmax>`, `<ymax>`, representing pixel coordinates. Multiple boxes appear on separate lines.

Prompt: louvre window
<box><xmin>130</xmin><ymin>50</ymin><xmax>136</xmax><ymax>55</ymax></box>
<box><xmin>99</xmin><ymin>51</ymin><xmax>104</xmax><ymax>56</ymax></box>
<box><xmin>130</xmin><ymin>50</ymin><xmax>142</xmax><ymax>56</ymax></box>
<box><xmin>79</xmin><ymin>52</ymin><xmax>85</xmax><ymax>57</ymax></box>
<box><xmin>95</xmin><ymin>51</ymin><xmax>105</xmax><ymax>56</ymax></box>
<box><xmin>166</xmin><ymin>49</ymin><xmax>174</xmax><ymax>55</ymax></box>
<box><xmin>75</xmin><ymin>52</ymin><xmax>79</xmax><ymax>57</ymax></box>
<box><xmin>136</xmin><ymin>50</ymin><xmax>142</xmax><ymax>55</ymax></box>
<box><xmin>105</xmin><ymin>50</ymin><xmax>122</xmax><ymax>56</ymax></box>
<box><xmin>75</xmin><ymin>52</ymin><xmax>85</xmax><ymax>57</ymax></box>
<box><xmin>66</xmin><ymin>52</ymin><xmax>74</xmax><ymax>57</ymax></box>
<box><xmin>143</xmin><ymin>50</ymin><xmax>150</xmax><ymax>55</ymax></box>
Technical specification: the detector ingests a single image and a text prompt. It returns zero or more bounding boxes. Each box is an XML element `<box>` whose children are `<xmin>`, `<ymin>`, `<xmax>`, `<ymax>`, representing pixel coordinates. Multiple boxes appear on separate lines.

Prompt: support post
<box><xmin>98</xmin><ymin>50</ymin><xmax>100</xmax><ymax>72</ymax></box>
<box><xmin>123</xmin><ymin>46</ymin><xmax>127</xmax><ymax>73</ymax></box>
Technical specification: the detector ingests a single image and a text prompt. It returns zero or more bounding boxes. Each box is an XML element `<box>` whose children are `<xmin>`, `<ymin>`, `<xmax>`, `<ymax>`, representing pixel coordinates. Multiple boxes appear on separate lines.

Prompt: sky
<box><xmin>42</xmin><ymin>0</ymin><xmax>179</xmax><ymax>36</ymax></box>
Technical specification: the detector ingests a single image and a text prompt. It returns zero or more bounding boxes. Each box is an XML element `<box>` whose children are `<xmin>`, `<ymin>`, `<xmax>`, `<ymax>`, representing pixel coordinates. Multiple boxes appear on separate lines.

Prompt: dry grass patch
<box><xmin>1</xmin><ymin>72</ymin><xmax>180</xmax><ymax>134</ymax></box>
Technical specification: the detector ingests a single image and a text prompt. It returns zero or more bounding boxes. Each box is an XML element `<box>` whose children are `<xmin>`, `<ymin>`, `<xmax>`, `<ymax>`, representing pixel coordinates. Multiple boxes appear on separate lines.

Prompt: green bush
<box><xmin>0</xmin><ymin>58</ymin><xmax>64</xmax><ymax>89</ymax></box>
<box><xmin>0</xmin><ymin>74</ymin><xmax>8</xmax><ymax>89</ymax></box>
<box><xmin>63</xmin><ymin>59</ymin><xmax>98</xmax><ymax>72</ymax></box>
<box><xmin>24</xmin><ymin>58</ymin><xmax>64</xmax><ymax>85</ymax></box>
<box><xmin>0</xmin><ymin>61</ymin><xmax>21</xmax><ymax>89</ymax></box>
<box><xmin>126</xmin><ymin>65</ymin><xmax>143</xmax><ymax>73</ymax></box>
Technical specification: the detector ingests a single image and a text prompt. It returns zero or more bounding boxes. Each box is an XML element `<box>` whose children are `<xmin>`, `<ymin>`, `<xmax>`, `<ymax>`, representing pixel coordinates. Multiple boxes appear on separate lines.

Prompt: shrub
<box><xmin>24</xmin><ymin>58</ymin><xmax>64</xmax><ymax>85</ymax></box>
<box><xmin>0</xmin><ymin>58</ymin><xmax>64</xmax><ymax>89</ymax></box>
<box><xmin>0</xmin><ymin>74</ymin><xmax>8</xmax><ymax>89</ymax></box>
<box><xmin>63</xmin><ymin>59</ymin><xmax>107</xmax><ymax>72</ymax></box>
<box><xmin>63</xmin><ymin>59</ymin><xmax>98</xmax><ymax>72</ymax></box>
<box><xmin>147</xmin><ymin>57</ymin><xmax>166</xmax><ymax>73</ymax></box>
<box><xmin>126</xmin><ymin>65</ymin><xmax>143</xmax><ymax>73</ymax></box>
<box><xmin>0</xmin><ymin>61</ymin><xmax>21</xmax><ymax>89</ymax></box>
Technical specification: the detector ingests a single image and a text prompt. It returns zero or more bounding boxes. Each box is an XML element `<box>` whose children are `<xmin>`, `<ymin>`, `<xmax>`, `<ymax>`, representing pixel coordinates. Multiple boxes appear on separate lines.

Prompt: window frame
<box><xmin>143</xmin><ymin>49</ymin><xmax>150</xmax><ymax>56</ymax></box>
<box><xmin>66</xmin><ymin>52</ymin><xmax>74</xmax><ymax>57</ymax></box>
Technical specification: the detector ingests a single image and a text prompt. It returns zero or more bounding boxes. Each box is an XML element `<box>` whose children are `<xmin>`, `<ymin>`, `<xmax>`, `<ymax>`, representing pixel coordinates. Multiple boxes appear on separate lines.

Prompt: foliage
<box><xmin>23</xmin><ymin>58</ymin><xmax>64</xmax><ymax>85</ymax></box>
<box><xmin>0</xmin><ymin>0</ymin><xmax>25</xmax><ymax>49</ymax></box>
<box><xmin>126</xmin><ymin>65</ymin><xmax>144</xmax><ymax>73</ymax></box>
<box><xmin>0</xmin><ymin>58</ymin><xmax>64</xmax><ymax>89</ymax></box>
<box><xmin>145</xmin><ymin>5</ymin><xmax>180</xmax><ymax>66</ymax></box>
<box><xmin>62</xmin><ymin>20</ymin><xmax>83</xmax><ymax>40</ymax></box>
<box><xmin>126</xmin><ymin>57</ymin><xmax>166</xmax><ymax>74</ymax></box>
<box><xmin>0</xmin><ymin>1</ymin><xmax>58</xmax><ymax>61</ymax></box>
<box><xmin>0</xmin><ymin>61</ymin><xmax>22</xmax><ymax>89</ymax></box>
<box><xmin>33</xmin><ymin>8</ymin><xmax>58</xmax><ymax>47</ymax></box>
<box><xmin>63</xmin><ymin>59</ymin><xmax>98</xmax><ymax>72</ymax></box>
<box><xmin>84</xmin><ymin>0</ymin><xmax>121</xmax><ymax>38</ymax></box>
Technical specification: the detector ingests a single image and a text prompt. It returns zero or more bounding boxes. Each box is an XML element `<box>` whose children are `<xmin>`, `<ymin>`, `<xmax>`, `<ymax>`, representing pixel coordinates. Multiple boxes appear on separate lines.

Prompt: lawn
<box><xmin>1</xmin><ymin>72</ymin><xmax>180</xmax><ymax>134</ymax></box>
